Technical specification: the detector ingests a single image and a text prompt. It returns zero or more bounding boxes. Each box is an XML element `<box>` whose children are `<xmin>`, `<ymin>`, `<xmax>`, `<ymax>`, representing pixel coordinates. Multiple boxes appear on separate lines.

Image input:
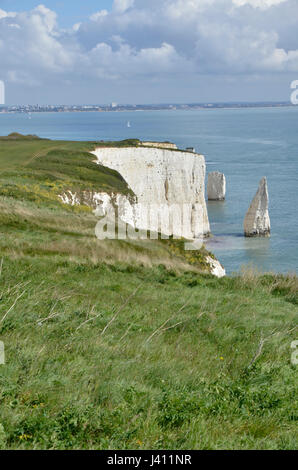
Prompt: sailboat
<box><xmin>127</xmin><ymin>121</ymin><xmax>131</xmax><ymax>128</ymax></box>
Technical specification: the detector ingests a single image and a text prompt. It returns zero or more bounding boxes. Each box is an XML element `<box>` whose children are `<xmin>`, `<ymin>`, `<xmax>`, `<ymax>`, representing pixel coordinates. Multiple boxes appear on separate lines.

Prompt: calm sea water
<box><xmin>0</xmin><ymin>108</ymin><xmax>297</xmax><ymax>274</ymax></box>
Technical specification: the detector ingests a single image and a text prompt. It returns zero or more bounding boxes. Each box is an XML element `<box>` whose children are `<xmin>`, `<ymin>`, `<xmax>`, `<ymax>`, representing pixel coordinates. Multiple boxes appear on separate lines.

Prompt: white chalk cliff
<box><xmin>91</xmin><ymin>146</ymin><xmax>211</xmax><ymax>239</ymax></box>
<box><xmin>58</xmin><ymin>144</ymin><xmax>226</xmax><ymax>277</ymax></box>
<box><xmin>244</xmin><ymin>177</ymin><xmax>271</xmax><ymax>237</ymax></box>
<box><xmin>207</xmin><ymin>172</ymin><xmax>226</xmax><ymax>201</ymax></box>
<box><xmin>206</xmin><ymin>256</ymin><xmax>226</xmax><ymax>278</ymax></box>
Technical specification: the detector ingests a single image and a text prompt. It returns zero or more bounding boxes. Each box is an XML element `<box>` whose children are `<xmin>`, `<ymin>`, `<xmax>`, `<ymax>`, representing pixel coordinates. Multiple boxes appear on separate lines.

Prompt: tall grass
<box><xmin>0</xmin><ymin>256</ymin><xmax>297</xmax><ymax>449</ymax></box>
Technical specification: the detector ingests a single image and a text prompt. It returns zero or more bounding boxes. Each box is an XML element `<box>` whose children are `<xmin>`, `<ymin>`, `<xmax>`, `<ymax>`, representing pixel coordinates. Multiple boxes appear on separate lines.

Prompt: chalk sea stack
<box><xmin>207</xmin><ymin>172</ymin><xmax>226</xmax><ymax>201</ymax></box>
<box><xmin>244</xmin><ymin>177</ymin><xmax>271</xmax><ymax>237</ymax></box>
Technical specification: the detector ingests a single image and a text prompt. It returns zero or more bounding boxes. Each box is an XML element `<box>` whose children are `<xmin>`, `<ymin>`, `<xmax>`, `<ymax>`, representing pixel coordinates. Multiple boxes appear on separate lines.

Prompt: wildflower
<box><xmin>19</xmin><ymin>434</ymin><xmax>32</xmax><ymax>441</ymax></box>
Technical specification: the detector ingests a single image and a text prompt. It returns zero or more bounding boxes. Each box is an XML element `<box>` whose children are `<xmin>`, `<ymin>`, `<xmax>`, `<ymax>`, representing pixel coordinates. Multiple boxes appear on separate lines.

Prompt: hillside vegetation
<box><xmin>0</xmin><ymin>135</ymin><xmax>297</xmax><ymax>450</ymax></box>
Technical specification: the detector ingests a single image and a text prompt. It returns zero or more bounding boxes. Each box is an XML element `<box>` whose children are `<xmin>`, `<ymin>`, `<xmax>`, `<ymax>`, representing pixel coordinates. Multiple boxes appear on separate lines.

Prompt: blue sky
<box><xmin>0</xmin><ymin>1</ymin><xmax>298</xmax><ymax>104</ymax></box>
<box><xmin>0</xmin><ymin>1</ymin><xmax>113</xmax><ymax>26</ymax></box>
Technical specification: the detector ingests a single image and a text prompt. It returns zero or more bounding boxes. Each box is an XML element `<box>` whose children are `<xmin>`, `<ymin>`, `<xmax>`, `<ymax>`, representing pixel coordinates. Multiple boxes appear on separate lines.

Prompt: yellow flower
<box><xmin>19</xmin><ymin>434</ymin><xmax>32</xmax><ymax>441</ymax></box>
<box><xmin>220</xmin><ymin>356</ymin><xmax>224</xmax><ymax>361</ymax></box>
<box><xmin>32</xmin><ymin>402</ymin><xmax>45</xmax><ymax>409</ymax></box>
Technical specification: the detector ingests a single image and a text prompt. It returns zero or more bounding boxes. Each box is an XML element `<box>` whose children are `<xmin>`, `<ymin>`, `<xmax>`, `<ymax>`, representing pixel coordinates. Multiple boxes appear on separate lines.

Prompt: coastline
<box><xmin>0</xmin><ymin>102</ymin><xmax>296</xmax><ymax>115</ymax></box>
<box><xmin>0</xmin><ymin>109</ymin><xmax>297</xmax><ymax>275</ymax></box>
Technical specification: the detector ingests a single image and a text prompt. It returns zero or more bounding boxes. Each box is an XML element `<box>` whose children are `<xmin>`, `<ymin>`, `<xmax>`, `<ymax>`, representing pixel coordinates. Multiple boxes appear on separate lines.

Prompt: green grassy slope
<box><xmin>0</xmin><ymin>133</ymin><xmax>140</xmax><ymax>170</ymax></box>
<box><xmin>0</xmin><ymin>133</ymin><xmax>138</xmax><ymax>199</ymax></box>
<box><xmin>0</xmin><ymin>135</ymin><xmax>297</xmax><ymax>450</ymax></box>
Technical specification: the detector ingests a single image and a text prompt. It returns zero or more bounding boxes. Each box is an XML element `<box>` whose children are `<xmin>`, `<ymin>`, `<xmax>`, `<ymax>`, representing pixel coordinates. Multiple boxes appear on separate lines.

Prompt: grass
<box><xmin>0</xmin><ymin>133</ymin><xmax>140</xmax><ymax>171</ymax></box>
<box><xmin>0</xmin><ymin>258</ymin><xmax>297</xmax><ymax>450</ymax></box>
<box><xmin>0</xmin><ymin>134</ymin><xmax>137</xmax><ymax>200</ymax></box>
<box><xmin>0</xmin><ymin>135</ymin><xmax>297</xmax><ymax>450</ymax></box>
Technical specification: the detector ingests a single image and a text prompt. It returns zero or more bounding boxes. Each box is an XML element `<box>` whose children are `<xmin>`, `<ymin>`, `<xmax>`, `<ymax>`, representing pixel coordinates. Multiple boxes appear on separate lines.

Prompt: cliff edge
<box><xmin>91</xmin><ymin>145</ymin><xmax>210</xmax><ymax>240</ymax></box>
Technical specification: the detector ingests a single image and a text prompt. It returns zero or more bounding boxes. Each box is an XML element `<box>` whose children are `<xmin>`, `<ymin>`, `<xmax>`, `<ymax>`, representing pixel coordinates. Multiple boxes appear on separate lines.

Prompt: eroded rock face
<box><xmin>57</xmin><ymin>145</ymin><xmax>227</xmax><ymax>276</ymax></box>
<box><xmin>91</xmin><ymin>147</ymin><xmax>210</xmax><ymax>239</ymax></box>
<box><xmin>207</xmin><ymin>172</ymin><xmax>226</xmax><ymax>200</ymax></box>
<box><xmin>244</xmin><ymin>177</ymin><xmax>271</xmax><ymax>237</ymax></box>
<box><xmin>206</xmin><ymin>256</ymin><xmax>226</xmax><ymax>278</ymax></box>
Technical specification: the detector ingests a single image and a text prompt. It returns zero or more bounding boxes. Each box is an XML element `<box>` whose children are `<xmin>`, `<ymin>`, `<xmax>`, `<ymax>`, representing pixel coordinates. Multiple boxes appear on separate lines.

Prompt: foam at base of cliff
<box><xmin>91</xmin><ymin>146</ymin><xmax>210</xmax><ymax>239</ymax></box>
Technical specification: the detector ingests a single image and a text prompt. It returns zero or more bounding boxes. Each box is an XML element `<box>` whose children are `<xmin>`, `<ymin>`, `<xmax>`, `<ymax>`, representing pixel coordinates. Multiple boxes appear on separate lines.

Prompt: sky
<box><xmin>0</xmin><ymin>0</ymin><xmax>298</xmax><ymax>104</ymax></box>
<box><xmin>0</xmin><ymin>1</ymin><xmax>114</xmax><ymax>27</ymax></box>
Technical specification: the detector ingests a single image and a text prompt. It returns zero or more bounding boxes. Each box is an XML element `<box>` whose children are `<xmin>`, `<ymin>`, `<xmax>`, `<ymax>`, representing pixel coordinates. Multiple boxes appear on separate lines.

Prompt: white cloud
<box><xmin>0</xmin><ymin>5</ymin><xmax>73</xmax><ymax>83</ymax></box>
<box><xmin>33</xmin><ymin>4</ymin><xmax>57</xmax><ymax>32</ymax></box>
<box><xmin>90</xmin><ymin>10</ymin><xmax>108</xmax><ymax>21</ymax></box>
<box><xmin>113</xmin><ymin>0</ymin><xmax>135</xmax><ymax>14</ymax></box>
<box><xmin>233</xmin><ymin>0</ymin><xmax>287</xmax><ymax>9</ymax></box>
<box><xmin>84</xmin><ymin>41</ymin><xmax>192</xmax><ymax>80</ymax></box>
<box><xmin>0</xmin><ymin>8</ymin><xmax>16</xmax><ymax>19</ymax></box>
<box><xmin>73</xmin><ymin>23</ymin><xmax>81</xmax><ymax>32</ymax></box>
<box><xmin>0</xmin><ymin>0</ymin><xmax>298</xmax><ymax>102</ymax></box>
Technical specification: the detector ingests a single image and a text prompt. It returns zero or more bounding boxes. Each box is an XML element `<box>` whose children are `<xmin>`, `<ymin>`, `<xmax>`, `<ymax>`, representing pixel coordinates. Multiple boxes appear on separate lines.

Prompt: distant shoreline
<box><xmin>0</xmin><ymin>102</ymin><xmax>296</xmax><ymax>115</ymax></box>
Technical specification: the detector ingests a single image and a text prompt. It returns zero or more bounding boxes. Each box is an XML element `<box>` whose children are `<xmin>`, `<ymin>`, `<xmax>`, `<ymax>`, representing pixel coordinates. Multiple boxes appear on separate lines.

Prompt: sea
<box><xmin>0</xmin><ymin>107</ymin><xmax>297</xmax><ymax>275</ymax></box>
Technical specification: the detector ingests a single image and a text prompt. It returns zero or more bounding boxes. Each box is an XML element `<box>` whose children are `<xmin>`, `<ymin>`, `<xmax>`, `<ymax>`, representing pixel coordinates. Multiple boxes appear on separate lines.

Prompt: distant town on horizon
<box><xmin>0</xmin><ymin>101</ymin><xmax>295</xmax><ymax>114</ymax></box>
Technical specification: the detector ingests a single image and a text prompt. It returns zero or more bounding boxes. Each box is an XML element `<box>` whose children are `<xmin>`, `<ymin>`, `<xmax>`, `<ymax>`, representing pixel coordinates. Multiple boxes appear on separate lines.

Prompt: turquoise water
<box><xmin>0</xmin><ymin>108</ymin><xmax>297</xmax><ymax>274</ymax></box>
